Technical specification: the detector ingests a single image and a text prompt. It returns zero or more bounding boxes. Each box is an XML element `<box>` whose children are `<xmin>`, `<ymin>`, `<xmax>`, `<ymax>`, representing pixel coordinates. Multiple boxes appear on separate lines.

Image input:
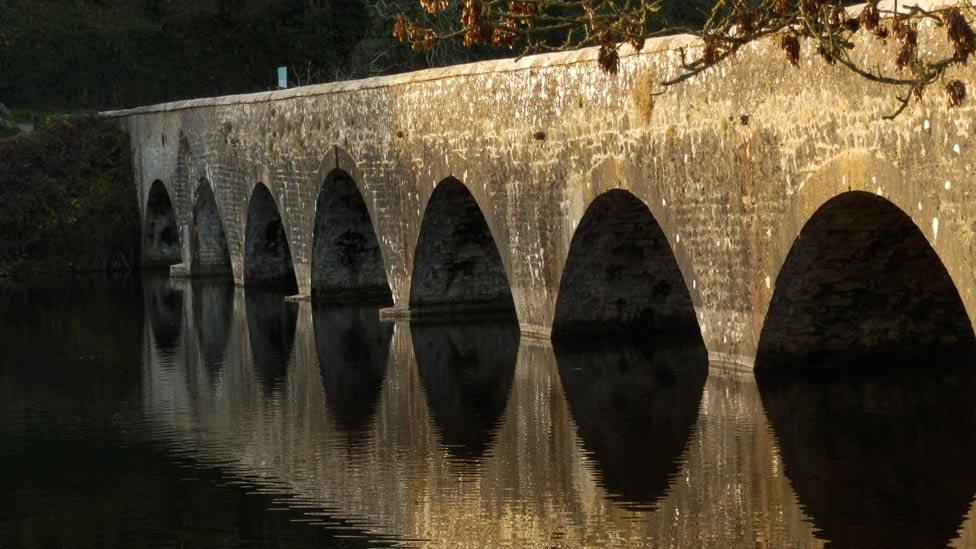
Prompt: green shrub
<box><xmin>0</xmin><ymin>116</ymin><xmax>140</xmax><ymax>276</ymax></box>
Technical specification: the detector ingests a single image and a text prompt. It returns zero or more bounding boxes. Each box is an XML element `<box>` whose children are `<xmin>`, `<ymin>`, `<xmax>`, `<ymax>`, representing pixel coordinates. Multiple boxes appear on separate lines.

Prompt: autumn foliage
<box><xmin>394</xmin><ymin>0</ymin><xmax>975</xmax><ymax>117</ymax></box>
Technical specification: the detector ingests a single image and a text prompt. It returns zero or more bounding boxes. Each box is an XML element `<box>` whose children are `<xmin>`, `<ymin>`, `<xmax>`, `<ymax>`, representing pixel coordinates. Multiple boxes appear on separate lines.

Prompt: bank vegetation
<box><xmin>0</xmin><ymin>117</ymin><xmax>140</xmax><ymax>277</ymax></box>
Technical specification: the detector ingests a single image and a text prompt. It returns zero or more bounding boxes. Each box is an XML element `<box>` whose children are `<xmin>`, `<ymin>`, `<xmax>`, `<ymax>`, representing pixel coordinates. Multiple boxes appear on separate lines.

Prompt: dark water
<box><xmin>1</xmin><ymin>276</ymin><xmax>975</xmax><ymax>547</ymax></box>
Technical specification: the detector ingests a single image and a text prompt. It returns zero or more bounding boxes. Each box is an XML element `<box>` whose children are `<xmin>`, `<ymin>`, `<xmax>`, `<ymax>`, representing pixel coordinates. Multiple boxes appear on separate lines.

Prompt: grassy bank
<box><xmin>0</xmin><ymin>116</ymin><xmax>140</xmax><ymax>276</ymax></box>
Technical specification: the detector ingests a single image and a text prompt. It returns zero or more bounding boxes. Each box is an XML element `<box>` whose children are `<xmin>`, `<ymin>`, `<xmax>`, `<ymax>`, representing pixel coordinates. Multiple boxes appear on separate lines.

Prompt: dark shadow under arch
<box><xmin>756</xmin><ymin>191</ymin><xmax>976</xmax><ymax>371</ymax></box>
<box><xmin>552</xmin><ymin>189</ymin><xmax>700</xmax><ymax>340</ymax></box>
<box><xmin>409</xmin><ymin>178</ymin><xmax>515</xmax><ymax>318</ymax></box>
<box><xmin>244</xmin><ymin>183</ymin><xmax>297</xmax><ymax>292</ymax></box>
<box><xmin>190</xmin><ymin>180</ymin><xmax>232</xmax><ymax>277</ymax></box>
<box><xmin>143</xmin><ymin>180</ymin><xmax>181</xmax><ymax>268</ymax></box>
<box><xmin>311</xmin><ymin>170</ymin><xmax>391</xmax><ymax>305</ymax></box>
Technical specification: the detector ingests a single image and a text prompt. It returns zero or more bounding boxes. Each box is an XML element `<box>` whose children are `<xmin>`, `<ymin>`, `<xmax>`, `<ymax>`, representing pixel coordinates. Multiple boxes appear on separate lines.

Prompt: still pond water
<box><xmin>2</xmin><ymin>275</ymin><xmax>976</xmax><ymax>548</ymax></box>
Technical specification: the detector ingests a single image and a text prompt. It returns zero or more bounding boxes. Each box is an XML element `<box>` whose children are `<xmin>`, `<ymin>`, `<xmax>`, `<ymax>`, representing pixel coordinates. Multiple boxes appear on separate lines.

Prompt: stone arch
<box><xmin>190</xmin><ymin>179</ymin><xmax>232</xmax><ymax>277</ymax></box>
<box><xmin>409</xmin><ymin>177</ymin><xmax>515</xmax><ymax>318</ymax></box>
<box><xmin>311</xmin><ymin>169</ymin><xmax>392</xmax><ymax>304</ymax></box>
<box><xmin>750</xmin><ymin>150</ymin><xmax>976</xmax><ymax>366</ymax></box>
<box><xmin>552</xmin><ymin>189</ymin><xmax>701</xmax><ymax>340</ymax></box>
<box><xmin>243</xmin><ymin>183</ymin><xmax>298</xmax><ymax>292</ymax></box>
<box><xmin>142</xmin><ymin>180</ymin><xmax>182</xmax><ymax>268</ymax></box>
<box><xmin>756</xmin><ymin>190</ymin><xmax>976</xmax><ymax>370</ymax></box>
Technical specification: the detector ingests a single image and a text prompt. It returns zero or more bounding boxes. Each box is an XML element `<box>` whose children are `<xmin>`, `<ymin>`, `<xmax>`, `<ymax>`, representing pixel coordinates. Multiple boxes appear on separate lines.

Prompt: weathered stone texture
<box><xmin>112</xmin><ymin>5</ymin><xmax>976</xmax><ymax>368</ymax></box>
<box><xmin>189</xmin><ymin>181</ymin><xmax>232</xmax><ymax>276</ymax></box>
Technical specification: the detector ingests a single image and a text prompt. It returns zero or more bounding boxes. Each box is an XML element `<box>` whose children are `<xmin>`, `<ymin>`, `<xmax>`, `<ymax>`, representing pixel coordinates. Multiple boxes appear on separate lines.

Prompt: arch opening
<box><xmin>244</xmin><ymin>183</ymin><xmax>298</xmax><ymax>293</ymax></box>
<box><xmin>552</xmin><ymin>190</ymin><xmax>700</xmax><ymax>341</ymax></box>
<box><xmin>311</xmin><ymin>170</ymin><xmax>391</xmax><ymax>305</ymax></box>
<box><xmin>142</xmin><ymin>180</ymin><xmax>181</xmax><ymax>268</ymax></box>
<box><xmin>409</xmin><ymin>178</ymin><xmax>515</xmax><ymax>318</ymax></box>
<box><xmin>756</xmin><ymin>191</ymin><xmax>976</xmax><ymax>371</ymax></box>
<box><xmin>190</xmin><ymin>180</ymin><xmax>232</xmax><ymax>277</ymax></box>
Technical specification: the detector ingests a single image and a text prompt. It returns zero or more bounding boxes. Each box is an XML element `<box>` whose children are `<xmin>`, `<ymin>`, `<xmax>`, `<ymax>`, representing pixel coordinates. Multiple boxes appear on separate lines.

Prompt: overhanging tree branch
<box><xmin>393</xmin><ymin>0</ymin><xmax>976</xmax><ymax>117</ymax></box>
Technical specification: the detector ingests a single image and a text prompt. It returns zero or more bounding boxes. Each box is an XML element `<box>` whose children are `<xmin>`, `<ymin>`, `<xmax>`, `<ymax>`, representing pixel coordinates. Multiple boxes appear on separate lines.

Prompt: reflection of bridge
<box><xmin>143</xmin><ymin>277</ymin><xmax>976</xmax><ymax>547</ymax></box>
<box><xmin>111</xmin><ymin>11</ymin><xmax>976</xmax><ymax>369</ymax></box>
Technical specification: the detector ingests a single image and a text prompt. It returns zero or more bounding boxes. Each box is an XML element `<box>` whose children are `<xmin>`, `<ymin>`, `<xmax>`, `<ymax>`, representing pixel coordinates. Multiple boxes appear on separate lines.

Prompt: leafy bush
<box><xmin>0</xmin><ymin>116</ymin><xmax>140</xmax><ymax>276</ymax></box>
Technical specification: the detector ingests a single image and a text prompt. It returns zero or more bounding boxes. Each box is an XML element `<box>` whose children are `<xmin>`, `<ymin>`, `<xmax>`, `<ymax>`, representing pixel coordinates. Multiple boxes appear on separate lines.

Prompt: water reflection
<box><xmin>0</xmin><ymin>278</ymin><xmax>372</xmax><ymax>547</ymax></box>
<box><xmin>759</xmin><ymin>363</ymin><xmax>976</xmax><ymax>548</ymax></box>
<box><xmin>245</xmin><ymin>290</ymin><xmax>298</xmax><ymax>392</ymax></box>
<box><xmin>191</xmin><ymin>277</ymin><xmax>234</xmax><ymax>378</ymax></box>
<box><xmin>554</xmin><ymin>335</ymin><xmax>708</xmax><ymax>510</ymax></box>
<box><xmin>314</xmin><ymin>305</ymin><xmax>393</xmax><ymax>437</ymax></box>
<box><xmin>410</xmin><ymin>319</ymin><xmax>519</xmax><ymax>463</ymax></box>
<box><xmin>143</xmin><ymin>272</ymin><xmax>182</xmax><ymax>351</ymax></box>
<box><xmin>133</xmin><ymin>282</ymin><xmax>833</xmax><ymax>547</ymax></box>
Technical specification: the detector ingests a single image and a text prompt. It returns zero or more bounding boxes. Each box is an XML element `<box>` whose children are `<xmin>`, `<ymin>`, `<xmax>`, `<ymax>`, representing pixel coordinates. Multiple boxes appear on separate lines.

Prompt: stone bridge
<box><xmin>108</xmin><ymin>5</ymin><xmax>976</xmax><ymax>371</ymax></box>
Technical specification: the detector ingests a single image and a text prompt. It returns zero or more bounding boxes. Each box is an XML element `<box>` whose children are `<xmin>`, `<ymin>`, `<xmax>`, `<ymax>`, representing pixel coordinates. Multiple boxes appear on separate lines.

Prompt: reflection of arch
<box><xmin>244</xmin><ymin>183</ymin><xmax>298</xmax><ymax>292</ymax></box>
<box><xmin>190</xmin><ymin>179</ymin><xmax>232</xmax><ymax>277</ymax></box>
<box><xmin>191</xmin><ymin>278</ymin><xmax>234</xmax><ymax>379</ymax></box>
<box><xmin>143</xmin><ymin>180</ymin><xmax>181</xmax><ymax>268</ymax></box>
<box><xmin>311</xmin><ymin>170</ymin><xmax>391</xmax><ymax>304</ymax></box>
<box><xmin>143</xmin><ymin>271</ymin><xmax>183</xmax><ymax>351</ymax></box>
<box><xmin>757</xmin><ymin>191</ymin><xmax>976</xmax><ymax>370</ymax></box>
<box><xmin>411</xmin><ymin>318</ymin><xmax>519</xmax><ymax>463</ymax></box>
<box><xmin>314</xmin><ymin>305</ymin><xmax>393</xmax><ymax>438</ymax></box>
<box><xmin>552</xmin><ymin>189</ymin><xmax>700</xmax><ymax>339</ymax></box>
<box><xmin>759</xmin><ymin>365</ymin><xmax>976</xmax><ymax>547</ymax></box>
<box><xmin>409</xmin><ymin>178</ymin><xmax>515</xmax><ymax>317</ymax></box>
<box><xmin>245</xmin><ymin>290</ymin><xmax>298</xmax><ymax>392</ymax></box>
<box><xmin>554</xmin><ymin>334</ymin><xmax>707</xmax><ymax>509</ymax></box>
